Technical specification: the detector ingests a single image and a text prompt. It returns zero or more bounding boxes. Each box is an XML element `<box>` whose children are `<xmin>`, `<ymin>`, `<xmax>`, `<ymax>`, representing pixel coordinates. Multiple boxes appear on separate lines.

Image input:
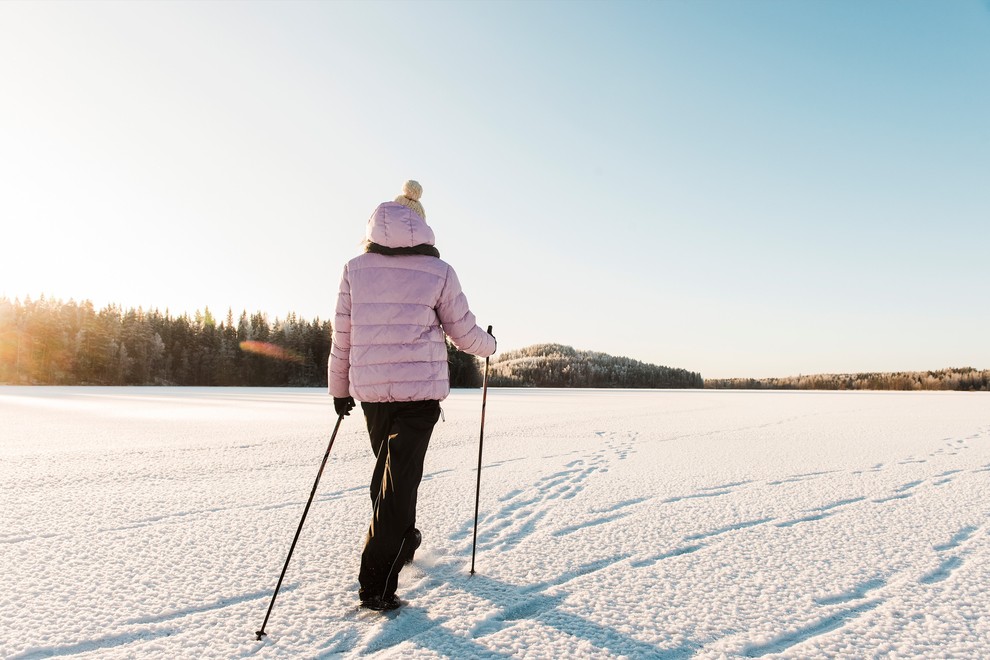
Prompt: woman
<box><xmin>328</xmin><ymin>180</ymin><xmax>496</xmax><ymax>611</ymax></box>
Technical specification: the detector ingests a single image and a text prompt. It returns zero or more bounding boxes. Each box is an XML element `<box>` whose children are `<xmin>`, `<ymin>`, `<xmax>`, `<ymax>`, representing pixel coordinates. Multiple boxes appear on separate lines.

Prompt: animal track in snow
<box><xmin>931</xmin><ymin>469</ymin><xmax>963</xmax><ymax>486</ymax></box>
<box><xmin>812</xmin><ymin>497</ymin><xmax>867</xmax><ymax>512</ymax></box>
<box><xmin>814</xmin><ymin>577</ymin><xmax>886</xmax><ymax>606</ymax></box>
<box><xmin>779</xmin><ymin>495</ymin><xmax>869</xmax><ymax>526</ymax></box>
<box><xmin>767</xmin><ymin>470</ymin><xmax>836</xmax><ymax>486</ymax></box>
<box><xmin>776</xmin><ymin>512</ymin><xmax>835</xmax><ymax>528</ymax></box>
<box><xmin>919</xmin><ymin>556</ymin><xmax>965</xmax><ymax>585</ymax></box>
<box><xmin>629</xmin><ymin>543</ymin><xmax>704</xmax><ymax>568</ymax></box>
<box><xmin>450</xmin><ymin>432</ymin><xmax>635</xmax><ymax>549</ymax></box>
<box><xmin>873</xmin><ymin>479</ymin><xmax>926</xmax><ymax>504</ymax></box>
<box><xmin>459</xmin><ymin>432</ymin><xmax>636</xmax><ymax>550</ymax></box>
<box><xmin>684</xmin><ymin>517</ymin><xmax>773</xmax><ymax>542</ymax></box>
<box><xmin>662</xmin><ymin>489</ymin><xmax>732</xmax><ymax>504</ymax></box>
<box><xmin>918</xmin><ymin>524</ymin><xmax>982</xmax><ymax>585</ymax></box>
<box><xmin>932</xmin><ymin>525</ymin><xmax>978</xmax><ymax>552</ymax></box>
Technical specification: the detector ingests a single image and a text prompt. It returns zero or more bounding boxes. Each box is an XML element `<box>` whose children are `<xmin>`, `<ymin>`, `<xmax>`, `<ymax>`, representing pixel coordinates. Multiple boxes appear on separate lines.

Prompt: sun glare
<box><xmin>239</xmin><ymin>341</ymin><xmax>304</xmax><ymax>364</ymax></box>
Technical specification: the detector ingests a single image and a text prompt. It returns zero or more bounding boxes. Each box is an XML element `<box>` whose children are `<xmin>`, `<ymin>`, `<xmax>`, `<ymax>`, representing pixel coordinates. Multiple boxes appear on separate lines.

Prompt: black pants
<box><xmin>359</xmin><ymin>399</ymin><xmax>440</xmax><ymax>600</ymax></box>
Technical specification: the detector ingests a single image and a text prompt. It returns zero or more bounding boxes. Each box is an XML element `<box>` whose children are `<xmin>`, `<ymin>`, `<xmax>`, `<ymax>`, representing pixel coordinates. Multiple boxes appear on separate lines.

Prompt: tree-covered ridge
<box><xmin>488</xmin><ymin>343</ymin><xmax>704</xmax><ymax>388</ymax></box>
<box><xmin>705</xmin><ymin>368</ymin><xmax>990</xmax><ymax>392</ymax></box>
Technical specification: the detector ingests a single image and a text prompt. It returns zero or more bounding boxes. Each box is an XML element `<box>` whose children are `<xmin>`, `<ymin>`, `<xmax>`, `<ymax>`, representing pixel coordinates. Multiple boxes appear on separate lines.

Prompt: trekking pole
<box><xmin>470</xmin><ymin>325</ymin><xmax>493</xmax><ymax>575</ymax></box>
<box><xmin>256</xmin><ymin>413</ymin><xmax>345</xmax><ymax>641</ymax></box>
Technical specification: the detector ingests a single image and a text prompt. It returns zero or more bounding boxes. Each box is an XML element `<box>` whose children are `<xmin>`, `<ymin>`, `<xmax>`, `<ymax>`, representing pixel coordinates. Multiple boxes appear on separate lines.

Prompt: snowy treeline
<box><xmin>0</xmin><ymin>296</ymin><xmax>332</xmax><ymax>386</ymax></box>
<box><xmin>706</xmin><ymin>368</ymin><xmax>990</xmax><ymax>392</ymax></box>
<box><xmin>488</xmin><ymin>343</ymin><xmax>703</xmax><ymax>388</ymax></box>
<box><xmin>0</xmin><ymin>297</ymin><xmax>485</xmax><ymax>388</ymax></box>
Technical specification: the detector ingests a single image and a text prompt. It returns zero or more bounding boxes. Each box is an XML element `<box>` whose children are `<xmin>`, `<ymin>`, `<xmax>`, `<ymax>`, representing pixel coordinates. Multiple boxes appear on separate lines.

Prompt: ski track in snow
<box><xmin>2</xmin><ymin>389</ymin><xmax>990</xmax><ymax>658</ymax></box>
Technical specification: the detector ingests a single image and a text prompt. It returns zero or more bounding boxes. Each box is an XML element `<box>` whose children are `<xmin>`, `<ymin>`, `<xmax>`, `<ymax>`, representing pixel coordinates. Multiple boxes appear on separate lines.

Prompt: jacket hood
<box><xmin>365</xmin><ymin>202</ymin><xmax>436</xmax><ymax>249</ymax></box>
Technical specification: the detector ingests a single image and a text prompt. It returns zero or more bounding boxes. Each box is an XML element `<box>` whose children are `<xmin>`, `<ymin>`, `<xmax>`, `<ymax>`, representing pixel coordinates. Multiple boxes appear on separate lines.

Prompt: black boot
<box><xmin>401</xmin><ymin>527</ymin><xmax>422</xmax><ymax>565</ymax></box>
<box><xmin>360</xmin><ymin>593</ymin><xmax>401</xmax><ymax>611</ymax></box>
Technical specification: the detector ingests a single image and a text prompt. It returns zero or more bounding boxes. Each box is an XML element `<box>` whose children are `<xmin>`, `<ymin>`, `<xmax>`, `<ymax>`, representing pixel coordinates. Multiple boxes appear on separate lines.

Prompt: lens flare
<box><xmin>239</xmin><ymin>340</ymin><xmax>304</xmax><ymax>363</ymax></box>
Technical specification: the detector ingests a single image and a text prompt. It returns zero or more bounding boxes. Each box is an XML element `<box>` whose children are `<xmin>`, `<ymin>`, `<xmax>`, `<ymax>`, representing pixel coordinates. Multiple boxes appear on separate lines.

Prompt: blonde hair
<box><xmin>394</xmin><ymin>179</ymin><xmax>425</xmax><ymax>219</ymax></box>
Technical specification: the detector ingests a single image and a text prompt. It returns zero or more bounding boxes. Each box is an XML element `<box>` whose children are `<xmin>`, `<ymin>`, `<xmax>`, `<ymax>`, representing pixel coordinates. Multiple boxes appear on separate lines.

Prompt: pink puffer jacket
<box><xmin>328</xmin><ymin>202</ymin><xmax>496</xmax><ymax>402</ymax></box>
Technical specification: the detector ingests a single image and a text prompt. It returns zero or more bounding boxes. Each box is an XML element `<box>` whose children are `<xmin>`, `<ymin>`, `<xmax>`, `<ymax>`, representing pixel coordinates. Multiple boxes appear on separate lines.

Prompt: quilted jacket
<box><xmin>328</xmin><ymin>202</ymin><xmax>495</xmax><ymax>402</ymax></box>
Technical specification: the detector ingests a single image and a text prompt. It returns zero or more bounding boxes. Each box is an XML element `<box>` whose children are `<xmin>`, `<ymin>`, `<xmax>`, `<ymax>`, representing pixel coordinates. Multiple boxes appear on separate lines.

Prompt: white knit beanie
<box><xmin>394</xmin><ymin>180</ymin><xmax>425</xmax><ymax>219</ymax></box>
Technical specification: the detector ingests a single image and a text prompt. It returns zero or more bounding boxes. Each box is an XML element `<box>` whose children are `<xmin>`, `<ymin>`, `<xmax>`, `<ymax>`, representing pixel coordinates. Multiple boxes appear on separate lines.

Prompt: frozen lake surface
<box><xmin>2</xmin><ymin>387</ymin><xmax>989</xmax><ymax>658</ymax></box>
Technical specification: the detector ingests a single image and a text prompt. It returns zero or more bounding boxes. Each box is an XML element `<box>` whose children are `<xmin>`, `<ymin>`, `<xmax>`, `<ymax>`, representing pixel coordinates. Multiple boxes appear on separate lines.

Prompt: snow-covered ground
<box><xmin>2</xmin><ymin>387</ymin><xmax>989</xmax><ymax>659</ymax></box>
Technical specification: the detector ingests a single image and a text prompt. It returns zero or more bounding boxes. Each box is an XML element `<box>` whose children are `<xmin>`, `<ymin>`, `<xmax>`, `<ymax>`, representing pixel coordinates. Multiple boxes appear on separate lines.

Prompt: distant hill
<box><xmin>705</xmin><ymin>367</ymin><xmax>989</xmax><ymax>392</ymax></box>
<box><xmin>488</xmin><ymin>343</ymin><xmax>703</xmax><ymax>389</ymax></box>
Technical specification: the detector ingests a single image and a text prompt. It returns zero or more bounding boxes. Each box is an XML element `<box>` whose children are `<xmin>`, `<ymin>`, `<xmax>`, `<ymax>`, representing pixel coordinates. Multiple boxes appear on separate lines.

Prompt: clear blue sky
<box><xmin>2</xmin><ymin>0</ymin><xmax>988</xmax><ymax>378</ymax></box>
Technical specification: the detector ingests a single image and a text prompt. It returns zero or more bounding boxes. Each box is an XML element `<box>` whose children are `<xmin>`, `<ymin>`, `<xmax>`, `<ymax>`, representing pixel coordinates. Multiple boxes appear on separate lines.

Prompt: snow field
<box><xmin>1</xmin><ymin>387</ymin><xmax>989</xmax><ymax>658</ymax></box>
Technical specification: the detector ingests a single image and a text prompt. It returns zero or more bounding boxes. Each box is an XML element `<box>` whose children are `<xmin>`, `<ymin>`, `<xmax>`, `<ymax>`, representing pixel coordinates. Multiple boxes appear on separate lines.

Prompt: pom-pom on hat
<box><xmin>394</xmin><ymin>179</ymin><xmax>425</xmax><ymax>219</ymax></box>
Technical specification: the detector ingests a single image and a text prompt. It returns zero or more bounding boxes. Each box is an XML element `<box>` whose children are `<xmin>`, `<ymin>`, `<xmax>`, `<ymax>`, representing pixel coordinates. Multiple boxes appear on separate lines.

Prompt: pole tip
<box><xmin>256</xmin><ymin>630</ymin><xmax>267</xmax><ymax>641</ymax></box>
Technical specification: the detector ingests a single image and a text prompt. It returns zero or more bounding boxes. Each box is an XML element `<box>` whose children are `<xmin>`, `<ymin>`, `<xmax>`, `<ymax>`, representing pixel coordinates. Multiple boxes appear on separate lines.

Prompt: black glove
<box><xmin>334</xmin><ymin>396</ymin><xmax>356</xmax><ymax>417</ymax></box>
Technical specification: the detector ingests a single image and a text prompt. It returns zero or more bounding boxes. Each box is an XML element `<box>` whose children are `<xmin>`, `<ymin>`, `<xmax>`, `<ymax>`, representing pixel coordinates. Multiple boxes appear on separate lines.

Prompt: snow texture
<box><xmin>2</xmin><ymin>387</ymin><xmax>989</xmax><ymax>658</ymax></box>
